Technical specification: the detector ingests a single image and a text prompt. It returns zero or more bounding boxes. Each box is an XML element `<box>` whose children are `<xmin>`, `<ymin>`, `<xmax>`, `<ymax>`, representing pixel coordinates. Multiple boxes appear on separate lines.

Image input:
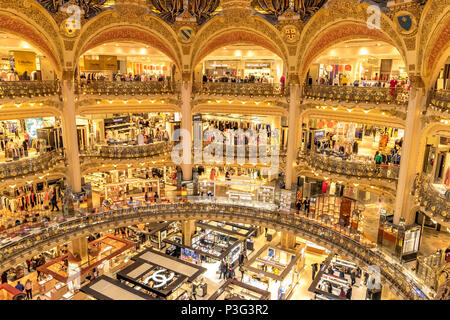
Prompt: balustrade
<box><xmin>82</xmin><ymin>141</ymin><xmax>172</xmax><ymax>159</ymax></box>
<box><xmin>75</xmin><ymin>80</ymin><xmax>176</xmax><ymax>96</ymax></box>
<box><xmin>0</xmin><ymin>149</ymin><xmax>65</xmax><ymax>180</ymax></box>
<box><xmin>0</xmin><ymin>197</ymin><xmax>427</xmax><ymax>300</ymax></box>
<box><xmin>300</xmin><ymin>151</ymin><xmax>400</xmax><ymax>181</ymax></box>
<box><xmin>194</xmin><ymin>82</ymin><xmax>287</xmax><ymax>97</ymax></box>
<box><xmin>429</xmin><ymin>89</ymin><xmax>450</xmax><ymax>112</ymax></box>
<box><xmin>303</xmin><ymin>85</ymin><xmax>409</xmax><ymax>106</ymax></box>
<box><xmin>0</xmin><ymin>81</ymin><xmax>60</xmax><ymax>100</ymax></box>
<box><xmin>414</xmin><ymin>174</ymin><xmax>449</xmax><ymax>223</ymax></box>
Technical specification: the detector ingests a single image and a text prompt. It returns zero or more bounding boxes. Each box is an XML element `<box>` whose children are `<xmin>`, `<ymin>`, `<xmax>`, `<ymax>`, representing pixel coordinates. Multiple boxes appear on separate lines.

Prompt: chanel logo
<box><xmin>144</xmin><ymin>269</ymin><xmax>175</xmax><ymax>289</ymax></box>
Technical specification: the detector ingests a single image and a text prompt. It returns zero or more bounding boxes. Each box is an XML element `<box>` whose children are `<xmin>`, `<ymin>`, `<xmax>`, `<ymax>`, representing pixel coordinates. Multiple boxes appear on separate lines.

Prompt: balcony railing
<box><xmin>0</xmin><ymin>149</ymin><xmax>65</xmax><ymax>180</ymax></box>
<box><xmin>429</xmin><ymin>89</ymin><xmax>450</xmax><ymax>112</ymax></box>
<box><xmin>0</xmin><ymin>197</ymin><xmax>428</xmax><ymax>300</ymax></box>
<box><xmin>303</xmin><ymin>85</ymin><xmax>409</xmax><ymax>106</ymax></box>
<box><xmin>193</xmin><ymin>82</ymin><xmax>288</xmax><ymax>97</ymax></box>
<box><xmin>300</xmin><ymin>151</ymin><xmax>400</xmax><ymax>181</ymax></box>
<box><xmin>414</xmin><ymin>174</ymin><xmax>449</xmax><ymax>224</ymax></box>
<box><xmin>82</xmin><ymin>141</ymin><xmax>172</xmax><ymax>159</ymax></box>
<box><xmin>75</xmin><ymin>80</ymin><xmax>176</xmax><ymax>96</ymax></box>
<box><xmin>0</xmin><ymin>81</ymin><xmax>60</xmax><ymax>99</ymax></box>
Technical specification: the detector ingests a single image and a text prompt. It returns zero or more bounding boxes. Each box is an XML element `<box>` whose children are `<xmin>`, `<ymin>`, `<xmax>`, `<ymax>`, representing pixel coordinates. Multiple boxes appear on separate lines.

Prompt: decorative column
<box><xmin>285</xmin><ymin>76</ymin><xmax>301</xmax><ymax>190</ymax></box>
<box><xmin>394</xmin><ymin>76</ymin><xmax>426</xmax><ymax>224</ymax></box>
<box><xmin>280</xmin><ymin>232</ymin><xmax>296</xmax><ymax>250</ymax></box>
<box><xmin>180</xmin><ymin>72</ymin><xmax>193</xmax><ymax>181</ymax></box>
<box><xmin>71</xmin><ymin>236</ymin><xmax>88</xmax><ymax>262</ymax></box>
<box><xmin>61</xmin><ymin>70</ymin><xmax>82</xmax><ymax>193</ymax></box>
<box><xmin>181</xmin><ymin>220</ymin><xmax>196</xmax><ymax>246</ymax></box>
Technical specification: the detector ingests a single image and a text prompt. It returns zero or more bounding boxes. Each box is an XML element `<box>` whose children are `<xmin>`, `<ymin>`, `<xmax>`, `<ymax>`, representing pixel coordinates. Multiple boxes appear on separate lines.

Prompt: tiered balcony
<box><xmin>0</xmin><ymin>81</ymin><xmax>60</xmax><ymax>102</ymax></box>
<box><xmin>193</xmin><ymin>82</ymin><xmax>288</xmax><ymax>98</ymax></box>
<box><xmin>83</xmin><ymin>141</ymin><xmax>173</xmax><ymax>159</ymax></box>
<box><xmin>299</xmin><ymin>150</ymin><xmax>400</xmax><ymax>181</ymax></box>
<box><xmin>414</xmin><ymin>174</ymin><xmax>449</xmax><ymax>226</ymax></box>
<box><xmin>0</xmin><ymin>197</ymin><xmax>428</xmax><ymax>300</ymax></box>
<box><xmin>75</xmin><ymin>80</ymin><xmax>176</xmax><ymax>97</ymax></box>
<box><xmin>428</xmin><ymin>89</ymin><xmax>450</xmax><ymax>113</ymax></box>
<box><xmin>303</xmin><ymin>85</ymin><xmax>409</xmax><ymax>109</ymax></box>
<box><xmin>0</xmin><ymin>149</ymin><xmax>65</xmax><ymax>180</ymax></box>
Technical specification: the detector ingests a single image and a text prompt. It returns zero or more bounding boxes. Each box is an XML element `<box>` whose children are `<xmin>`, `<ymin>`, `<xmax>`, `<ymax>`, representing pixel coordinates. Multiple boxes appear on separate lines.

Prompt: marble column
<box><xmin>285</xmin><ymin>82</ymin><xmax>301</xmax><ymax>190</ymax></box>
<box><xmin>61</xmin><ymin>75</ymin><xmax>82</xmax><ymax>193</ymax></box>
<box><xmin>180</xmin><ymin>78</ymin><xmax>193</xmax><ymax>181</ymax></box>
<box><xmin>280</xmin><ymin>232</ymin><xmax>296</xmax><ymax>250</ymax></box>
<box><xmin>394</xmin><ymin>78</ymin><xmax>426</xmax><ymax>224</ymax></box>
<box><xmin>181</xmin><ymin>220</ymin><xmax>196</xmax><ymax>246</ymax></box>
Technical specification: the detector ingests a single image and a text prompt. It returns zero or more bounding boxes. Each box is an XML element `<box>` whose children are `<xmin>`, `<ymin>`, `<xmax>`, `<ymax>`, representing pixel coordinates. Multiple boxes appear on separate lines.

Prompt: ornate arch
<box><xmin>297</xmin><ymin>1</ymin><xmax>408</xmax><ymax>79</ymax></box>
<box><xmin>0</xmin><ymin>5</ymin><xmax>64</xmax><ymax>74</ymax></box>
<box><xmin>73</xmin><ymin>11</ymin><xmax>182</xmax><ymax>70</ymax></box>
<box><xmin>416</xmin><ymin>0</ymin><xmax>450</xmax><ymax>87</ymax></box>
<box><xmin>190</xmin><ymin>15</ymin><xmax>289</xmax><ymax>69</ymax></box>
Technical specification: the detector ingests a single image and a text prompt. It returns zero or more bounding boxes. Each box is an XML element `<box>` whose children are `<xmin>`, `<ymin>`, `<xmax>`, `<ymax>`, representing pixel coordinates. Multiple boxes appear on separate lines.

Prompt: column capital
<box><xmin>287</xmin><ymin>73</ymin><xmax>300</xmax><ymax>85</ymax></box>
<box><xmin>62</xmin><ymin>70</ymin><xmax>74</xmax><ymax>81</ymax></box>
<box><xmin>409</xmin><ymin>75</ymin><xmax>425</xmax><ymax>89</ymax></box>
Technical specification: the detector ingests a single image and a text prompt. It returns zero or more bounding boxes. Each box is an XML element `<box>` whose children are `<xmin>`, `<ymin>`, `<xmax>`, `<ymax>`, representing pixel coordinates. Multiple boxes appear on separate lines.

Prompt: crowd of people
<box><xmin>79</xmin><ymin>72</ymin><xmax>170</xmax><ymax>83</ymax></box>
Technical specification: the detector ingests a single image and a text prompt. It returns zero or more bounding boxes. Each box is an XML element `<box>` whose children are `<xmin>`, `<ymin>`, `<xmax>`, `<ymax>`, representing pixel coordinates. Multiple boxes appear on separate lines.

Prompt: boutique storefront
<box><xmin>305</xmin><ymin>118</ymin><xmax>404</xmax><ymax>165</ymax></box>
<box><xmin>209</xmin><ymin>279</ymin><xmax>270</xmax><ymax>300</ymax></box>
<box><xmin>76</xmin><ymin>113</ymin><xmax>174</xmax><ymax>150</ymax></box>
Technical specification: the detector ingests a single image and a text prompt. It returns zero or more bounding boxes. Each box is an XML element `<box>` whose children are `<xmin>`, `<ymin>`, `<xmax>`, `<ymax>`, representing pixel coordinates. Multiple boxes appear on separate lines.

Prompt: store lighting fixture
<box><xmin>9</xmin><ymin>185</ymin><xmax>16</xmax><ymax>188</ymax></box>
<box><xmin>26</xmin><ymin>181</ymin><xmax>33</xmax><ymax>184</ymax></box>
<box><xmin>161</xmin><ymin>100</ymin><xmax>165</xmax><ymax>103</ymax></box>
<box><xmin>321</xmin><ymin>106</ymin><xmax>327</xmax><ymax>109</ymax></box>
<box><xmin>337</xmin><ymin>181</ymin><xmax>342</xmax><ymax>184</ymax></box>
<box><xmin>255</xmin><ymin>102</ymin><xmax>260</xmax><ymax>105</ymax></box>
<box><xmin>15</xmin><ymin>104</ymin><xmax>21</xmax><ymax>108</ymax></box>
<box><xmin>431</xmin><ymin>219</ymin><xmax>437</xmax><ymax>224</ymax></box>
<box><xmin>39</xmin><ymin>103</ymin><xmax>43</xmax><ymax>106</ymax></box>
<box><xmin>0</xmin><ymin>105</ymin><xmax>2</xmax><ymax>109</ymax></box>
<box><xmin>138</xmin><ymin>100</ymin><xmax>142</xmax><ymax>104</ymax></box>
<box><xmin>108</xmin><ymin>100</ymin><xmax>113</xmax><ymax>104</ymax></box>
<box><xmin>332</xmin><ymin>107</ymin><xmax>338</xmax><ymax>111</ymax></box>
<box><xmin>347</xmin><ymin>109</ymin><xmax>353</xmax><ymax>112</ymax></box>
<box><xmin>208</xmin><ymin>100</ymin><xmax>211</xmax><ymax>103</ymax></box>
<box><xmin>216</xmin><ymin>100</ymin><xmax>221</xmax><ymax>103</ymax></box>
<box><xmin>353</xmin><ymin>183</ymin><xmax>359</xmax><ymax>187</ymax></box>
<box><xmin>29</xmin><ymin>103</ymin><xmax>34</xmax><ymax>107</ymax></box>
<box><xmin>123</xmin><ymin>100</ymin><xmax>128</xmax><ymax>104</ymax></box>
<box><xmin>242</xmin><ymin>101</ymin><xmax>247</xmax><ymax>104</ymax></box>
<box><xmin>381</xmin><ymin>112</ymin><xmax>385</xmax><ymax>115</ymax></box>
<box><xmin>363</xmin><ymin>110</ymin><xmax>370</xmax><ymax>114</ymax></box>
<box><xmin>228</xmin><ymin>100</ymin><xmax>232</xmax><ymax>104</ymax></box>
<box><xmin>151</xmin><ymin>100</ymin><xmax>156</xmax><ymax>103</ymax></box>
<box><xmin>127</xmin><ymin>164</ymin><xmax>132</xmax><ymax>167</ymax></box>
<box><xmin>316</xmin><ymin>106</ymin><xmax>320</xmax><ymax>109</ymax></box>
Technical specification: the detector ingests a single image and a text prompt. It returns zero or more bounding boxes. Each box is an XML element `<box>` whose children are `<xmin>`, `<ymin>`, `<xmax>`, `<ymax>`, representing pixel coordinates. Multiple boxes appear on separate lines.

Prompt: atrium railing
<box><xmin>75</xmin><ymin>80</ymin><xmax>176</xmax><ymax>96</ymax></box>
<box><xmin>0</xmin><ymin>197</ymin><xmax>427</xmax><ymax>300</ymax></box>
<box><xmin>193</xmin><ymin>82</ymin><xmax>288</xmax><ymax>97</ymax></box>
<box><xmin>429</xmin><ymin>89</ymin><xmax>450</xmax><ymax>112</ymax></box>
<box><xmin>414</xmin><ymin>174</ymin><xmax>449</xmax><ymax>224</ymax></box>
<box><xmin>81</xmin><ymin>141</ymin><xmax>173</xmax><ymax>159</ymax></box>
<box><xmin>0</xmin><ymin>81</ymin><xmax>60</xmax><ymax>99</ymax></box>
<box><xmin>299</xmin><ymin>150</ymin><xmax>400</xmax><ymax>181</ymax></box>
<box><xmin>303</xmin><ymin>85</ymin><xmax>409</xmax><ymax>106</ymax></box>
<box><xmin>0</xmin><ymin>149</ymin><xmax>65</xmax><ymax>179</ymax></box>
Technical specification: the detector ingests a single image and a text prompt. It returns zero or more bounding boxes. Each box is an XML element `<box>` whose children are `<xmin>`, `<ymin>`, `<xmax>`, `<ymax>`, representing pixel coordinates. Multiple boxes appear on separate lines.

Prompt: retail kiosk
<box><xmin>163</xmin><ymin>223</ymin><xmax>245</xmax><ymax>266</ymax></box>
<box><xmin>209</xmin><ymin>279</ymin><xmax>270</xmax><ymax>300</ymax></box>
<box><xmin>242</xmin><ymin>242</ymin><xmax>305</xmax><ymax>300</ymax></box>
<box><xmin>80</xmin><ymin>275</ymin><xmax>158</xmax><ymax>300</ymax></box>
<box><xmin>126</xmin><ymin>221</ymin><xmax>180</xmax><ymax>250</ymax></box>
<box><xmin>308</xmin><ymin>253</ymin><xmax>361</xmax><ymax>300</ymax></box>
<box><xmin>122</xmin><ymin>248</ymin><xmax>206</xmax><ymax>299</ymax></box>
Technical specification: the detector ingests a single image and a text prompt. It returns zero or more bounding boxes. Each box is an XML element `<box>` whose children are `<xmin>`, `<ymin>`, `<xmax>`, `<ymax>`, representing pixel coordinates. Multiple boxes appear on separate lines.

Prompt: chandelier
<box><xmin>253</xmin><ymin>0</ymin><xmax>327</xmax><ymax>19</ymax></box>
<box><xmin>149</xmin><ymin>0</ymin><xmax>220</xmax><ymax>24</ymax></box>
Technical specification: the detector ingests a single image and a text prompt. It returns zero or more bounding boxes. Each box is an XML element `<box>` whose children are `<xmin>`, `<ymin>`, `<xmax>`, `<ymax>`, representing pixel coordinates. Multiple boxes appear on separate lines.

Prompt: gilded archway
<box><xmin>0</xmin><ymin>1</ymin><xmax>64</xmax><ymax>74</ymax></box>
<box><xmin>416</xmin><ymin>0</ymin><xmax>450</xmax><ymax>88</ymax></box>
<box><xmin>190</xmin><ymin>15</ymin><xmax>289</xmax><ymax>69</ymax></box>
<box><xmin>73</xmin><ymin>11</ymin><xmax>183</xmax><ymax>70</ymax></box>
<box><xmin>297</xmin><ymin>0</ymin><xmax>408</xmax><ymax>80</ymax></box>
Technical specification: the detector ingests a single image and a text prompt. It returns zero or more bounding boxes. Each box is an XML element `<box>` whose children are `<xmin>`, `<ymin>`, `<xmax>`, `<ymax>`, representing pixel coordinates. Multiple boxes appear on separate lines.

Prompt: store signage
<box><xmin>245</xmin><ymin>63</ymin><xmax>271</xmax><ymax>68</ymax></box>
<box><xmin>84</xmin><ymin>55</ymin><xmax>117</xmax><ymax>71</ymax></box>
<box><xmin>13</xmin><ymin>51</ymin><xmax>36</xmax><ymax>74</ymax></box>
<box><xmin>209</xmin><ymin>64</ymin><xmax>230</xmax><ymax>68</ymax></box>
<box><xmin>144</xmin><ymin>269</ymin><xmax>175</xmax><ymax>289</ymax></box>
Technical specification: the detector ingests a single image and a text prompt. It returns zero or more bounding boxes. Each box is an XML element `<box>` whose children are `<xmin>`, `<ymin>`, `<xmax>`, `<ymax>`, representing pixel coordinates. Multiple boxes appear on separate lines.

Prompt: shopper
<box><xmin>239</xmin><ymin>265</ymin><xmax>245</xmax><ymax>281</ymax></box>
<box><xmin>219</xmin><ymin>260</ymin><xmax>227</xmax><ymax>280</ymax></box>
<box><xmin>339</xmin><ymin>287</ymin><xmax>346</xmax><ymax>298</ymax></box>
<box><xmin>311</xmin><ymin>263</ymin><xmax>318</xmax><ymax>280</ymax></box>
<box><xmin>1</xmin><ymin>271</ymin><xmax>7</xmax><ymax>284</ymax></box>
<box><xmin>350</xmin><ymin>269</ymin><xmax>356</xmax><ymax>286</ymax></box>
<box><xmin>50</xmin><ymin>189</ymin><xmax>59</xmax><ymax>212</ymax></box>
<box><xmin>15</xmin><ymin>281</ymin><xmax>24</xmax><ymax>292</ymax></box>
<box><xmin>303</xmin><ymin>198</ymin><xmax>310</xmax><ymax>215</ymax></box>
<box><xmin>191</xmin><ymin>283</ymin><xmax>197</xmax><ymax>300</ymax></box>
<box><xmin>238</xmin><ymin>252</ymin><xmax>245</xmax><ymax>266</ymax></box>
<box><xmin>25</xmin><ymin>279</ymin><xmax>33</xmax><ymax>300</ymax></box>
<box><xmin>363</xmin><ymin>271</ymin><xmax>369</xmax><ymax>285</ymax></box>
<box><xmin>345</xmin><ymin>286</ymin><xmax>352</xmax><ymax>300</ymax></box>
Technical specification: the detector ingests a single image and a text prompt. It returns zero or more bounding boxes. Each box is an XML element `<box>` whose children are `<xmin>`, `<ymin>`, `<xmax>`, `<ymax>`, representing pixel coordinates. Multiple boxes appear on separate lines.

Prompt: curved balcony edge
<box><xmin>0</xmin><ymin>201</ymin><xmax>429</xmax><ymax>300</ymax></box>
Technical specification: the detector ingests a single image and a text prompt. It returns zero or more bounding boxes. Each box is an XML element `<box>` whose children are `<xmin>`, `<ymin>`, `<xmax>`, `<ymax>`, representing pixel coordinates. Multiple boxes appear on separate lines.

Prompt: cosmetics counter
<box><xmin>243</xmin><ymin>242</ymin><xmax>305</xmax><ymax>300</ymax></box>
<box><xmin>208</xmin><ymin>279</ymin><xmax>270</xmax><ymax>300</ymax></box>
